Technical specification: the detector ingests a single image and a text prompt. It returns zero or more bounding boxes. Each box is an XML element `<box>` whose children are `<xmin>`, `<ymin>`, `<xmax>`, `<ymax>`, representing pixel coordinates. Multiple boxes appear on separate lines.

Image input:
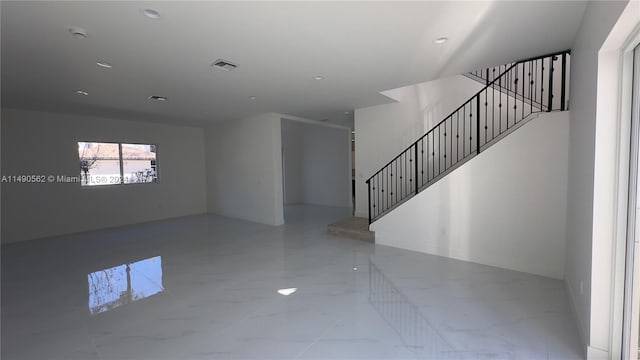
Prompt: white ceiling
<box><xmin>1</xmin><ymin>1</ymin><xmax>587</xmax><ymax>127</ymax></box>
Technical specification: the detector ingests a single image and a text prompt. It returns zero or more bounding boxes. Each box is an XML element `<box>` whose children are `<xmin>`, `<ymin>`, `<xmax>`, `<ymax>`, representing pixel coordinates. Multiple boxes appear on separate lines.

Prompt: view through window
<box><xmin>78</xmin><ymin>142</ymin><xmax>158</xmax><ymax>186</ymax></box>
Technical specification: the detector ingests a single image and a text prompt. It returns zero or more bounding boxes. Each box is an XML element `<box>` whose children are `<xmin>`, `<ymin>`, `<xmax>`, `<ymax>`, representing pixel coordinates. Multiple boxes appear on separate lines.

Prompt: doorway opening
<box><xmin>280</xmin><ymin>119</ymin><xmax>353</xmax><ymax>223</ymax></box>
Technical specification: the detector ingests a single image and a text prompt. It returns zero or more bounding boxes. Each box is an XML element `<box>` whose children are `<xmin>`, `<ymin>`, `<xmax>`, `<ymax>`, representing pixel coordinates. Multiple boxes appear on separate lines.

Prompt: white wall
<box><xmin>281</xmin><ymin>120</ymin><xmax>303</xmax><ymax>204</ymax></box>
<box><xmin>1</xmin><ymin>108</ymin><xmax>207</xmax><ymax>243</ymax></box>
<box><xmin>205</xmin><ymin>113</ymin><xmax>284</xmax><ymax>226</ymax></box>
<box><xmin>355</xmin><ymin>75</ymin><xmax>483</xmax><ymax>218</ymax></box>
<box><xmin>372</xmin><ymin>111</ymin><xmax>569</xmax><ymax>279</ymax></box>
<box><xmin>281</xmin><ymin>119</ymin><xmax>351</xmax><ymax>208</ymax></box>
<box><xmin>564</xmin><ymin>1</ymin><xmax>629</xmax><ymax>354</ymax></box>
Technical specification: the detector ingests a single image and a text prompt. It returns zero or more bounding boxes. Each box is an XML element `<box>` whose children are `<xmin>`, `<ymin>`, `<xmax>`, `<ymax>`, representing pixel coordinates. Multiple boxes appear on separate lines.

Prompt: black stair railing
<box><xmin>366</xmin><ymin>50</ymin><xmax>570</xmax><ymax>224</ymax></box>
<box><xmin>467</xmin><ymin>62</ymin><xmax>515</xmax><ymax>86</ymax></box>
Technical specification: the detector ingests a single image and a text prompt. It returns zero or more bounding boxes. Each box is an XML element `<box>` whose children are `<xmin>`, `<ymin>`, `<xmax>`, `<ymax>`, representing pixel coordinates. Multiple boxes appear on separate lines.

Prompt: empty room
<box><xmin>2</xmin><ymin>1</ymin><xmax>640</xmax><ymax>359</ymax></box>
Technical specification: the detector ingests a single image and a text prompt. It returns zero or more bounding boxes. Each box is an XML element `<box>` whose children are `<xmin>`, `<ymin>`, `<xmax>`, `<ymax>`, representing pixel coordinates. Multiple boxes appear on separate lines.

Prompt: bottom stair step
<box><xmin>327</xmin><ymin>217</ymin><xmax>375</xmax><ymax>243</ymax></box>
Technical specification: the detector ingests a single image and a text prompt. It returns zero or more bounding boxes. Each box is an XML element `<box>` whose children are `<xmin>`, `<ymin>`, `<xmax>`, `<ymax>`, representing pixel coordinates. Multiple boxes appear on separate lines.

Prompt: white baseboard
<box><xmin>587</xmin><ymin>346</ymin><xmax>608</xmax><ymax>359</ymax></box>
<box><xmin>565</xmin><ymin>280</ymin><xmax>589</xmax><ymax>358</ymax></box>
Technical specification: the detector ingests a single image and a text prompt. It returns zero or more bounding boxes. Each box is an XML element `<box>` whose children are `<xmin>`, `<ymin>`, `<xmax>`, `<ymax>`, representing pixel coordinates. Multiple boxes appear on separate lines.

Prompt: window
<box><xmin>78</xmin><ymin>142</ymin><xmax>158</xmax><ymax>186</ymax></box>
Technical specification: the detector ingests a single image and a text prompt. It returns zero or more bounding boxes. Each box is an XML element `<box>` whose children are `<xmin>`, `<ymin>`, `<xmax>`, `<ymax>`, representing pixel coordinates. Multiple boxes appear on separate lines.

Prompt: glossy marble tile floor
<box><xmin>2</xmin><ymin>205</ymin><xmax>583</xmax><ymax>359</ymax></box>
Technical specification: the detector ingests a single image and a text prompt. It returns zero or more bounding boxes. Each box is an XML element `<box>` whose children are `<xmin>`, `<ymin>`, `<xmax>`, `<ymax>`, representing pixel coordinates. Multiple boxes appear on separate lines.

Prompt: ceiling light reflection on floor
<box><xmin>277</xmin><ymin>287</ymin><xmax>297</xmax><ymax>296</ymax></box>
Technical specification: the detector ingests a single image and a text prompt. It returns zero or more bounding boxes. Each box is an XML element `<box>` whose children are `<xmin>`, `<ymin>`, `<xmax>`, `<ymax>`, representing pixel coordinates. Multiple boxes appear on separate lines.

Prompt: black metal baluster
<box><xmin>469</xmin><ymin>103</ymin><xmax>473</xmax><ymax>154</ymax></box>
<box><xmin>443</xmin><ymin>121</ymin><xmax>447</xmax><ymax>170</ymax></box>
<box><xmin>425</xmin><ymin>135</ymin><xmax>429</xmax><ymax>184</ymax></box>
<box><xmin>449</xmin><ymin>117</ymin><xmax>452</xmax><ymax>168</ymax></box>
<box><xmin>530</xmin><ymin>60</ymin><xmax>534</xmax><ymax>115</ymax></box>
<box><xmin>406</xmin><ymin>150</ymin><xmax>409</xmax><ymax>197</ymax></box>
<box><xmin>463</xmin><ymin>106</ymin><xmax>466</xmax><ymax>156</ymax></box>
<box><xmin>419</xmin><ymin>139</ymin><xmax>423</xmax><ymax>187</ymax></box>
<box><xmin>492</xmin><ymin>82</ymin><xmax>495</xmax><ymax>140</ymax></box>
<box><xmin>372</xmin><ymin>176</ymin><xmax>376</xmax><ymax>219</ymax></box>
<box><xmin>498</xmin><ymin>74</ymin><xmax>503</xmax><ymax>134</ymax></box>
<box><xmin>405</xmin><ymin>152</ymin><xmax>408</xmax><ymax>198</ymax></box>
<box><xmin>381</xmin><ymin>169</ymin><xmax>385</xmax><ymax>213</ymax></box>
<box><xmin>379</xmin><ymin>173</ymin><xmax>382</xmax><ymax>215</ymax></box>
<box><xmin>533</xmin><ymin>60</ymin><xmax>542</xmax><ymax>106</ymax></box>
<box><xmin>377</xmin><ymin>175</ymin><xmax>380</xmax><ymax>218</ymax></box>
<box><xmin>561</xmin><ymin>53</ymin><xmax>567</xmax><ymax>111</ymax></box>
<box><xmin>367</xmin><ymin>179</ymin><xmax>371</xmax><ymax>224</ymax></box>
<box><xmin>548</xmin><ymin>56</ymin><xmax>555</xmax><ymax>111</ymax></box>
<box><xmin>456</xmin><ymin>111</ymin><xmax>460</xmax><ymax>162</ymax></box>
<box><xmin>484</xmin><ymin>89</ymin><xmax>488</xmax><ymax>144</ymax></box>
<box><xmin>385</xmin><ymin>168</ymin><xmax>388</xmax><ymax>212</ymax></box>
<box><xmin>413</xmin><ymin>141</ymin><xmax>418</xmax><ymax>195</ymax></box>
<box><xmin>396</xmin><ymin>157</ymin><xmax>400</xmax><ymax>201</ymax></box>
<box><xmin>541</xmin><ymin>58</ymin><xmax>545</xmax><ymax>110</ymax></box>
<box><xmin>403</xmin><ymin>152</ymin><xmax>406</xmax><ymax>198</ymax></box>
<box><xmin>422</xmin><ymin>133</ymin><xmax>429</xmax><ymax>184</ymax></box>
<box><xmin>513</xmin><ymin>67</ymin><xmax>518</xmax><ymax>125</ymax></box>
<box><xmin>395</xmin><ymin>161</ymin><xmax>398</xmax><ymax>204</ymax></box>
<box><xmin>438</xmin><ymin>125</ymin><xmax>441</xmax><ymax>175</ymax></box>
<box><xmin>376</xmin><ymin>173</ymin><xmax>380</xmax><ymax>217</ymax></box>
<box><xmin>506</xmin><ymin>68</ymin><xmax>510</xmax><ymax>130</ymax></box>
<box><xmin>389</xmin><ymin>166</ymin><xmax>393</xmax><ymax>210</ymax></box>
<box><xmin>521</xmin><ymin>62</ymin><xmax>525</xmax><ymax>120</ymax></box>
<box><xmin>371</xmin><ymin>176</ymin><xmax>374</xmax><ymax>220</ymax></box>
<box><xmin>407</xmin><ymin>152</ymin><xmax>410</xmax><ymax>198</ymax></box>
<box><xmin>385</xmin><ymin>167</ymin><xmax>388</xmax><ymax>209</ymax></box>
<box><xmin>492</xmin><ymin>68</ymin><xmax>496</xmax><ymax>86</ymax></box>
<box><xmin>431</xmin><ymin>131</ymin><xmax>435</xmax><ymax>181</ymax></box>
<box><xmin>390</xmin><ymin>164</ymin><xmax>393</xmax><ymax>207</ymax></box>
<box><xmin>476</xmin><ymin>95</ymin><xmax>481</xmax><ymax>154</ymax></box>
<box><xmin>402</xmin><ymin>152</ymin><xmax>406</xmax><ymax>200</ymax></box>
<box><xmin>398</xmin><ymin>155</ymin><xmax>402</xmax><ymax>200</ymax></box>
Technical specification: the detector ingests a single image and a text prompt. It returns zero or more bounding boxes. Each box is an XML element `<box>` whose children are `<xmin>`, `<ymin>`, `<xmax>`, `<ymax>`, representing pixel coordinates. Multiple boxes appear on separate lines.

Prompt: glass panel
<box><xmin>121</xmin><ymin>143</ymin><xmax>158</xmax><ymax>184</ymax></box>
<box><xmin>78</xmin><ymin>142</ymin><xmax>121</xmax><ymax>186</ymax></box>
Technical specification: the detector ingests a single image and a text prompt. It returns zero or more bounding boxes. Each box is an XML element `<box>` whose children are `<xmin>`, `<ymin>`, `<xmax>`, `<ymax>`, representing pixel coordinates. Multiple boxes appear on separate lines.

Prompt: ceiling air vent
<box><xmin>211</xmin><ymin>59</ymin><xmax>238</xmax><ymax>71</ymax></box>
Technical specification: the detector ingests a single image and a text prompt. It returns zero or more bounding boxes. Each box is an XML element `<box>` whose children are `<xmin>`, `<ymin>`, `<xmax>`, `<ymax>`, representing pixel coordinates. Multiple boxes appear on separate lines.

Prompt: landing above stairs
<box><xmin>327</xmin><ymin>217</ymin><xmax>375</xmax><ymax>243</ymax></box>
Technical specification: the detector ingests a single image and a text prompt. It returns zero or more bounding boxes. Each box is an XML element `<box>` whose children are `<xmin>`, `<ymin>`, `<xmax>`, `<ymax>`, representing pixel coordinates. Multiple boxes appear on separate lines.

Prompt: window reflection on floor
<box><xmin>88</xmin><ymin>256</ymin><xmax>164</xmax><ymax>315</ymax></box>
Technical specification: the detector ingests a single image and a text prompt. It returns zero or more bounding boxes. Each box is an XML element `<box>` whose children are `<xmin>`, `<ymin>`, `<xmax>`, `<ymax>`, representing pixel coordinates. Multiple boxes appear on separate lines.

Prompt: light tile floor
<box><xmin>1</xmin><ymin>205</ymin><xmax>583</xmax><ymax>359</ymax></box>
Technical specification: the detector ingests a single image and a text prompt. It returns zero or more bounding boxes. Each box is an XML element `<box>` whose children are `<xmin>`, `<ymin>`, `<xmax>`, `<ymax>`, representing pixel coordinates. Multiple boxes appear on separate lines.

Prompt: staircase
<box><xmin>366</xmin><ymin>51</ymin><xmax>570</xmax><ymax>223</ymax></box>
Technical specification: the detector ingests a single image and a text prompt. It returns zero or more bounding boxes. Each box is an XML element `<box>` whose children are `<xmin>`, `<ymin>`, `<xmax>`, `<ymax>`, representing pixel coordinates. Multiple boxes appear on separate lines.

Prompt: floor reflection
<box><xmin>368</xmin><ymin>258</ymin><xmax>457</xmax><ymax>359</ymax></box>
<box><xmin>88</xmin><ymin>256</ymin><xmax>164</xmax><ymax>315</ymax></box>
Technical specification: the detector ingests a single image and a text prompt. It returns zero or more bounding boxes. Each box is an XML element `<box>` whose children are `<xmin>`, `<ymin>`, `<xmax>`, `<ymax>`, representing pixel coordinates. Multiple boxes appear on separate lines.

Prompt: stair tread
<box><xmin>327</xmin><ymin>217</ymin><xmax>374</xmax><ymax>243</ymax></box>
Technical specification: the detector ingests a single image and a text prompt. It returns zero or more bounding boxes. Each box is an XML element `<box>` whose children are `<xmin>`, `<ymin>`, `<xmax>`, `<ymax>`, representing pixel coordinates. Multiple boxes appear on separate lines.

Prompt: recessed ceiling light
<box><xmin>249</xmin><ymin>96</ymin><xmax>257</xmax><ymax>100</ymax></box>
<box><xmin>69</xmin><ymin>27</ymin><xmax>87</xmax><ymax>39</ymax></box>
<box><xmin>351</xmin><ymin>130</ymin><xmax>355</xmax><ymax>134</ymax></box>
<box><xmin>277</xmin><ymin>288</ymin><xmax>297</xmax><ymax>296</ymax></box>
<box><xmin>148</xmin><ymin>95</ymin><xmax>167</xmax><ymax>101</ymax></box>
<box><xmin>353</xmin><ymin>267</ymin><xmax>358</xmax><ymax>271</ymax></box>
<box><xmin>143</xmin><ymin>9</ymin><xmax>160</xmax><ymax>19</ymax></box>
<box><xmin>344</xmin><ymin>111</ymin><xmax>350</xmax><ymax>115</ymax></box>
<box><xmin>96</xmin><ymin>61</ymin><xmax>112</xmax><ymax>68</ymax></box>
<box><xmin>433</xmin><ymin>37</ymin><xmax>448</xmax><ymax>44</ymax></box>
<box><xmin>314</xmin><ymin>76</ymin><xmax>324</xmax><ymax>80</ymax></box>
<box><xmin>74</xmin><ymin>90</ymin><xmax>89</xmax><ymax>96</ymax></box>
